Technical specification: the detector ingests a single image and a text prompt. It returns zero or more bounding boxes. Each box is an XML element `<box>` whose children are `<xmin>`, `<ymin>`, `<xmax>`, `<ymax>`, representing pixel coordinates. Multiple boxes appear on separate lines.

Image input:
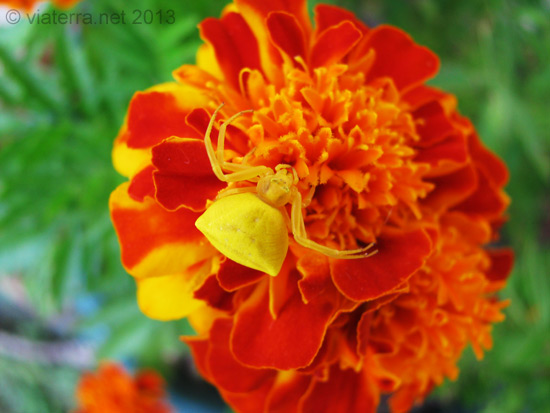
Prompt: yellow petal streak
<box><xmin>137</xmin><ymin>272</ymin><xmax>206</xmax><ymax>321</ymax></box>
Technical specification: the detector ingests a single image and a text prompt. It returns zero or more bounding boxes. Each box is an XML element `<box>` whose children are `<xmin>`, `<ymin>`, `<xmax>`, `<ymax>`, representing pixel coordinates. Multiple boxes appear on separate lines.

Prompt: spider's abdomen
<box><xmin>195</xmin><ymin>192</ymin><xmax>288</xmax><ymax>276</ymax></box>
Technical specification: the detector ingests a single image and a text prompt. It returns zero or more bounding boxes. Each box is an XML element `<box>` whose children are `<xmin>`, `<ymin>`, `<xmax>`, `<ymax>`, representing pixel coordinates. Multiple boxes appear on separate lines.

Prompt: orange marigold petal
<box><xmin>331</xmin><ymin>229</ymin><xmax>432</xmax><ymax>301</ymax></box>
<box><xmin>74</xmin><ymin>362</ymin><xmax>173</xmax><ymax>413</ymax></box>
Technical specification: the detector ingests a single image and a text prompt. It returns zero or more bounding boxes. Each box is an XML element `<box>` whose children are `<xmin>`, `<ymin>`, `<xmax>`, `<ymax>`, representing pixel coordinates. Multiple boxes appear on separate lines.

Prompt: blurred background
<box><xmin>0</xmin><ymin>0</ymin><xmax>548</xmax><ymax>412</ymax></box>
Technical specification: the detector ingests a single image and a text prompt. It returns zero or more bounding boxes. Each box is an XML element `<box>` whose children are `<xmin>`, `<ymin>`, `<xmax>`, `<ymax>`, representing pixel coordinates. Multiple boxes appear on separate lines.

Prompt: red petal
<box><xmin>486</xmin><ymin>248</ymin><xmax>514</xmax><ymax>283</ymax></box>
<box><xmin>200</xmin><ymin>12</ymin><xmax>262</xmax><ymax>90</ymax></box>
<box><xmin>126</xmin><ymin>91</ymin><xmax>199</xmax><ymax>149</ymax></box>
<box><xmin>331</xmin><ymin>229</ymin><xmax>432</xmax><ymax>301</ymax></box>
<box><xmin>294</xmin><ymin>250</ymin><xmax>357</xmax><ymax>324</ymax></box>
<box><xmin>220</xmin><ymin>379</ymin><xmax>275</xmax><ymax>413</ymax></box>
<box><xmin>314</xmin><ymin>4</ymin><xmax>369</xmax><ymax>36</ymax></box>
<box><xmin>152</xmin><ymin>137</ymin><xmax>227</xmax><ymax>211</ymax></box>
<box><xmin>194</xmin><ymin>275</ymin><xmax>235</xmax><ymax>312</ymax></box>
<box><xmin>235</xmin><ymin>0</ymin><xmax>311</xmax><ymax>34</ymax></box>
<box><xmin>110</xmin><ymin>184</ymin><xmax>203</xmax><ymax>271</ymax></box>
<box><xmin>413</xmin><ymin>100</ymin><xmax>458</xmax><ymax>147</ymax></box>
<box><xmin>152</xmin><ymin>137</ymin><xmax>215</xmax><ymax>176</ymax></box>
<box><xmin>267</xmin><ymin>12</ymin><xmax>306</xmax><ymax>60</ymax></box>
<box><xmin>185</xmin><ymin>107</ymin><xmax>215</xmax><ymax>138</ymax></box>
<box><xmin>454</xmin><ymin>168</ymin><xmax>510</xmax><ymax>218</ymax></box>
<box><xmin>207</xmin><ymin>319</ymin><xmax>274</xmax><ymax>393</ymax></box>
<box><xmin>265</xmin><ymin>373</ymin><xmax>312</xmax><ymax>413</ymax></box>
<box><xmin>184</xmin><ymin>108</ymin><xmax>249</xmax><ymax>155</ymax></box>
<box><xmin>128</xmin><ymin>166</ymin><xmax>155</xmax><ymax>202</ymax></box>
<box><xmin>217</xmin><ymin>258</ymin><xmax>264</xmax><ymax>292</ymax></box>
<box><xmin>402</xmin><ymin>84</ymin><xmax>449</xmax><ymax>110</ymax></box>
<box><xmin>231</xmin><ymin>272</ymin><xmax>336</xmax><ymax>369</ymax></box>
<box><xmin>414</xmin><ymin>133</ymin><xmax>468</xmax><ymax>176</ymax></box>
<box><xmin>154</xmin><ymin>174</ymin><xmax>224</xmax><ymax>212</ymax></box>
<box><xmin>301</xmin><ymin>365</ymin><xmax>378</xmax><ymax>413</ymax></box>
<box><xmin>311</xmin><ymin>21</ymin><xmax>362</xmax><ymax>68</ymax></box>
<box><xmin>469</xmin><ymin>133</ymin><xmax>509</xmax><ymax>187</ymax></box>
<box><xmin>296</xmin><ymin>252</ymin><xmax>338</xmax><ymax>304</ymax></box>
<box><xmin>184</xmin><ymin>337</ymin><xmax>211</xmax><ymax>379</ymax></box>
<box><xmin>365</xmin><ymin>26</ymin><xmax>439</xmax><ymax>91</ymax></box>
<box><xmin>422</xmin><ymin>165</ymin><xmax>477</xmax><ymax>212</ymax></box>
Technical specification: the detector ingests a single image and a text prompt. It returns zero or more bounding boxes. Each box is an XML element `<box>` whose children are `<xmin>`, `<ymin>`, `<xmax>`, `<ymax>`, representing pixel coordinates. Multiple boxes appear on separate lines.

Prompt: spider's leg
<box><xmin>290</xmin><ymin>191</ymin><xmax>377</xmax><ymax>259</ymax></box>
<box><xmin>280</xmin><ymin>205</ymin><xmax>292</xmax><ymax>230</ymax></box>
<box><xmin>205</xmin><ymin>103</ymin><xmax>272</xmax><ymax>182</ymax></box>
<box><xmin>217</xmin><ymin>109</ymin><xmax>252</xmax><ymax>166</ymax></box>
<box><xmin>204</xmin><ymin>103</ymin><xmax>226</xmax><ymax>181</ymax></box>
<box><xmin>216</xmin><ymin>185</ymin><xmax>257</xmax><ymax>200</ymax></box>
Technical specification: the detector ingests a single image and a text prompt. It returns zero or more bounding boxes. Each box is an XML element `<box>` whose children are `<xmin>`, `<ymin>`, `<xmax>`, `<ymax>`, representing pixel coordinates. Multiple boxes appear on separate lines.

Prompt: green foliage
<box><xmin>0</xmin><ymin>0</ymin><xmax>548</xmax><ymax>412</ymax></box>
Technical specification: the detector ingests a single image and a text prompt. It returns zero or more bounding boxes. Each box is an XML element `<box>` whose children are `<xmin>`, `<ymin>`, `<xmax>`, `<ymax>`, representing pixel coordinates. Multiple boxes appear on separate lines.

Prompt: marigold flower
<box><xmin>74</xmin><ymin>362</ymin><xmax>173</xmax><ymax>413</ymax></box>
<box><xmin>109</xmin><ymin>0</ymin><xmax>513</xmax><ymax>411</ymax></box>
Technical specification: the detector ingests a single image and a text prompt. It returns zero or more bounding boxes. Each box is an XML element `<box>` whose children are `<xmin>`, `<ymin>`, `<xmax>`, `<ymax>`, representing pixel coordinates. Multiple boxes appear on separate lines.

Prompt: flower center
<box><xmin>227</xmin><ymin>62</ymin><xmax>432</xmax><ymax>250</ymax></box>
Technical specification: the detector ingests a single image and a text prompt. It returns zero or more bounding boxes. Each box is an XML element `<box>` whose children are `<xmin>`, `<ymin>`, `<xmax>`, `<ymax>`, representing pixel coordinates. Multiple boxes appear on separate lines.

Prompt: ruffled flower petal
<box><xmin>311</xmin><ymin>21</ymin><xmax>362</xmax><ymax>68</ymax></box>
<box><xmin>231</xmin><ymin>271</ymin><xmax>338</xmax><ymax>369</ymax></box>
<box><xmin>137</xmin><ymin>273</ymin><xmax>207</xmax><ymax>321</ymax></box>
<box><xmin>152</xmin><ymin>137</ymin><xmax>227</xmax><ymax>211</ymax></box>
<box><xmin>331</xmin><ymin>229</ymin><xmax>433</xmax><ymax>301</ymax></box>
<box><xmin>109</xmin><ymin>183</ymin><xmax>212</xmax><ymax>279</ymax></box>
<box><xmin>200</xmin><ymin>13</ymin><xmax>262</xmax><ymax>89</ymax></box>
<box><xmin>365</xmin><ymin>26</ymin><xmax>440</xmax><ymax>91</ymax></box>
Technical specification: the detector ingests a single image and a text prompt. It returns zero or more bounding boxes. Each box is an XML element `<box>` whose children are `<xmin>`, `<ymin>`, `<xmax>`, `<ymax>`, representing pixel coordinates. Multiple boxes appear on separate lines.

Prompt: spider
<box><xmin>195</xmin><ymin>103</ymin><xmax>376</xmax><ymax>276</ymax></box>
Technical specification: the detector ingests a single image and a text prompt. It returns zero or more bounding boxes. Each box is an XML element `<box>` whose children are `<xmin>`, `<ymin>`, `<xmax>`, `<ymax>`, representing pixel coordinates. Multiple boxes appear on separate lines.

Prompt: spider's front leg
<box><xmin>205</xmin><ymin>103</ymin><xmax>272</xmax><ymax>183</ymax></box>
<box><xmin>290</xmin><ymin>190</ymin><xmax>377</xmax><ymax>259</ymax></box>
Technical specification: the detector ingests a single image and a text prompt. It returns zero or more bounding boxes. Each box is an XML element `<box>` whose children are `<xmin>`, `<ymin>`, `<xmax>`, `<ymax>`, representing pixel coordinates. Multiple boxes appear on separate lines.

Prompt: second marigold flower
<box><xmin>110</xmin><ymin>1</ymin><xmax>513</xmax><ymax>411</ymax></box>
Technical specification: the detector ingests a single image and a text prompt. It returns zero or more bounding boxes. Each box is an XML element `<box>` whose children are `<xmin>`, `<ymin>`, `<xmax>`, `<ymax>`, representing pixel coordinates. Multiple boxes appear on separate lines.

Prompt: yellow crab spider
<box><xmin>195</xmin><ymin>103</ymin><xmax>376</xmax><ymax>277</ymax></box>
